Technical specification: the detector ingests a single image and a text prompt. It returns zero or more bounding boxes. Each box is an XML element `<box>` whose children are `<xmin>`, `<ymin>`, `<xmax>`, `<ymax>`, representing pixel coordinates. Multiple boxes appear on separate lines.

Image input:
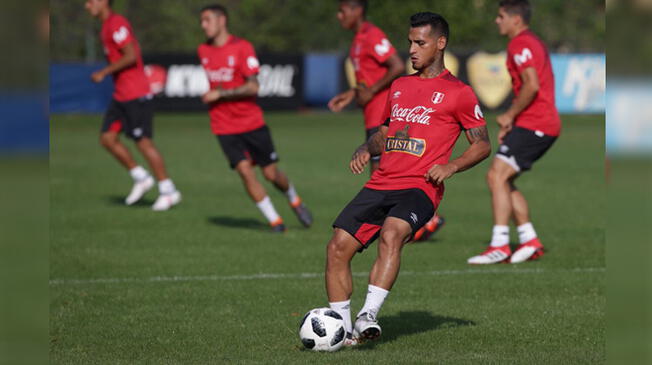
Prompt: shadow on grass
<box><xmin>105</xmin><ymin>195</ymin><xmax>153</xmax><ymax>206</ymax></box>
<box><xmin>359</xmin><ymin>311</ymin><xmax>475</xmax><ymax>349</ymax></box>
<box><xmin>207</xmin><ymin>216</ymin><xmax>268</xmax><ymax>230</ymax></box>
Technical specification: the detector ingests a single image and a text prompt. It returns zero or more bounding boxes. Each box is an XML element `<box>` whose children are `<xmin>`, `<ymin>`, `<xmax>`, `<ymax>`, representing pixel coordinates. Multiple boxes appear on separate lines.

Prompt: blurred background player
<box><xmin>468</xmin><ymin>0</ymin><xmax>560</xmax><ymax>264</ymax></box>
<box><xmin>85</xmin><ymin>0</ymin><xmax>181</xmax><ymax>211</ymax></box>
<box><xmin>328</xmin><ymin>0</ymin><xmax>445</xmax><ymax>241</ymax></box>
<box><xmin>326</xmin><ymin>12</ymin><xmax>490</xmax><ymax>345</ymax></box>
<box><xmin>198</xmin><ymin>4</ymin><xmax>312</xmax><ymax>232</ymax></box>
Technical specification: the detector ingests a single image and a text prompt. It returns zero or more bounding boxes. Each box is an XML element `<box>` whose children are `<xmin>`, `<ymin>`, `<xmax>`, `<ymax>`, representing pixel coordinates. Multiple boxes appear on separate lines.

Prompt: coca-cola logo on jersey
<box><xmin>391</xmin><ymin>104</ymin><xmax>435</xmax><ymax>125</ymax></box>
<box><xmin>207</xmin><ymin>67</ymin><xmax>235</xmax><ymax>82</ymax></box>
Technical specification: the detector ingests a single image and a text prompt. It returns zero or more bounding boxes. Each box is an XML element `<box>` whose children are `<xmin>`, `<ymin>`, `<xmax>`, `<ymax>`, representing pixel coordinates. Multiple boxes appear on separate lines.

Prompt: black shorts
<box><xmin>366</xmin><ymin>127</ymin><xmax>381</xmax><ymax>162</ymax></box>
<box><xmin>333</xmin><ymin>188</ymin><xmax>435</xmax><ymax>251</ymax></box>
<box><xmin>101</xmin><ymin>97</ymin><xmax>153</xmax><ymax>140</ymax></box>
<box><xmin>496</xmin><ymin>127</ymin><xmax>557</xmax><ymax>172</ymax></box>
<box><xmin>217</xmin><ymin>126</ymin><xmax>279</xmax><ymax>169</ymax></box>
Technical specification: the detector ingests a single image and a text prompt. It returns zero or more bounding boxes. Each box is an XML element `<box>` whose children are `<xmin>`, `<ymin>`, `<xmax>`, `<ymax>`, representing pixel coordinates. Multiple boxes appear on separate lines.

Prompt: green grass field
<box><xmin>50</xmin><ymin>111</ymin><xmax>605</xmax><ymax>364</ymax></box>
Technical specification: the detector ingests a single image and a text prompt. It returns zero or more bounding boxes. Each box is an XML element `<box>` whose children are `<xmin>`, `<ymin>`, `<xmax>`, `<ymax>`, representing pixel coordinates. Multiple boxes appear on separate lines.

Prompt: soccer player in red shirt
<box><xmin>198</xmin><ymin>5</ymin><xmax>312</xmax><ymax>232</ymax></box>
<box><xmin>468</xmin><ymin>0</ymin><xmax>560</xmax><ymax>264</ymax></box>
<box><xmin>329</xmin><ymin>0</ymin><xmax>445</xmax><ymax>241</ymax></box>
<box><xmin>326</xmin><ymin>12</ymin><xmax>491</xmax><ymax>345</ymax></box>
<box><xmin>85</xmin><ymin>0</ymin><xmax>181</xmax><ymax>211</ymax></box>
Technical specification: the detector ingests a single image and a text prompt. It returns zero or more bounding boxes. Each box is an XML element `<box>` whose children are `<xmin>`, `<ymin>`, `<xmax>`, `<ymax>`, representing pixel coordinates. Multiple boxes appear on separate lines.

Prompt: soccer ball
<box><xmin>298</xmin><ymin>307</ymin><xmax>346</xmax><ymax>352</ymax></box>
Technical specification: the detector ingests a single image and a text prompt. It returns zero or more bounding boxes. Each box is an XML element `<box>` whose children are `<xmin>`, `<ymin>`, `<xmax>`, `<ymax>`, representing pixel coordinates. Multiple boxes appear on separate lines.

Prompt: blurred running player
<box><xmin>468</xmin><ymin>0</ymin><xmax>560</xmax><ymax>264</ymax></box>
<box><xmin>326</xmin><ymin>12</ymin><xmax>491</xmax><ymax>345</ymax></box>
<box><xmin>329</xmin><ymin>0</ymin><xmax>444</xmax><ymax>240</ymax></box>
<box><xmin>85</xmin><ymin>0</ymin><xmax>181</xmax><ymax>211</ymax></box>
<box><xmin>198</xmin><ymin>4</ymin><xmax>312</xmax><ymax>232</ymax></box>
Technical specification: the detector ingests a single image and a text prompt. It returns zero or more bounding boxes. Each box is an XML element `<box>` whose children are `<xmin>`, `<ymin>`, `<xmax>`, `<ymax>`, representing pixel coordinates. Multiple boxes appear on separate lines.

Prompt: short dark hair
<box><xmin>499</xmin><ymin>0</ymin><xmax>531</xmax><ymax>24</ymax></box>
<box><xmin>410</xmin><ymin>12</ymin><xmax>450</xmax><ymax>40</ymax></box>
<box><xmin>339</xmin><ymin>0</ymin><xmax>368</xmax><ymax>16</ymax></box>
<box><xmin>201</xmin><ymin>4</ymin><xmax>228</xmax><ymax>19</ymax></box>
<box><xmin>108</xmin><ymin>0</ymin><xmax>113</xmax><ymax>6</ymax></box>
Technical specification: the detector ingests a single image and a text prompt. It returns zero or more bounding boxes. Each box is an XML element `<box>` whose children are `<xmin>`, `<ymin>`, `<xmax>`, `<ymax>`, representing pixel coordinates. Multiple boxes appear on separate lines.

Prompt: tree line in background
<box><xmin>51</xmin><ymin>0</ymin><xmax>604</xmax><ymax>62</ymax></box>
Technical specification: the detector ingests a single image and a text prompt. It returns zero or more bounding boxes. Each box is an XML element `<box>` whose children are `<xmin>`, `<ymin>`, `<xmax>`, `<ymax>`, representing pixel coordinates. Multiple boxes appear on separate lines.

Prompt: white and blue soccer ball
<box><xmin>298</xmin><ymin>307</ymin><xmax>346</xmax><ymax>352</ymax></box>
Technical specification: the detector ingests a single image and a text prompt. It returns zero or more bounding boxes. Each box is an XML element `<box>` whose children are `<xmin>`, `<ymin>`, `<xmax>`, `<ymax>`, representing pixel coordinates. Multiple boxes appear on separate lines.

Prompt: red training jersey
<box><xmin>506</xmin><ymin>29</ymin><xmax>561</xmax><ymax>137</ymax></box>
<box><xmin>365</xmin><ymin>70</ymin><xmax>487</xmax><ymax>207</ymax></box>
<box><xmin>198</xmin><ymin>36</ymin><xmax>265</xmax><ymax>135</ymax></box>
<box><xmin>100</xmin><ymin>13</ymin><xmax>150</xmax><ymax>102</ymax></box>
<box><xmin>350</xmin><ymin>22</ymin><xmax>397</xmax><ymax>129</ymax></box>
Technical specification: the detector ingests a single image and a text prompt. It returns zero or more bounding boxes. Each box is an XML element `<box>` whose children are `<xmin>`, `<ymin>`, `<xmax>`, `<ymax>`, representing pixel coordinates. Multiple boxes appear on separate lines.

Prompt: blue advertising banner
<box><xmin>551</xmin><ymin>54</ymin><xmax>605</xmax><ymax>114</ymax></box>
<box><xmin>606</xmin><ymin>81</ymin><xmax>652</xmax><ymax>156</ymax></box>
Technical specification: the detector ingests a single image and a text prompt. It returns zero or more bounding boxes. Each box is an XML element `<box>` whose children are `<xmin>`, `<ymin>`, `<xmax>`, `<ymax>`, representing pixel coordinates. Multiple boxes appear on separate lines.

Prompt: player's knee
<box><xmin>99</xmin><ymin>133</ymin><xmax>116</xmax><ymax>149</ymax></box>
<box><xmin>379</xmin><ymin>229</ymin><xmax>403</xmax><ymax>250</ymax></box>
<box><xmin>486</xmin><ymin>168</ymin><xmax>506</xmax><ymax>187</ymax></box>
<box><xmin>326</xmin><ymin>237</ymin><xmax>350</xmax><ymax>263</ymax></box>
<box><xmin>262</xmin><ymin>167</ymin><xmax>277</xmax><ymax>182</ymax></box>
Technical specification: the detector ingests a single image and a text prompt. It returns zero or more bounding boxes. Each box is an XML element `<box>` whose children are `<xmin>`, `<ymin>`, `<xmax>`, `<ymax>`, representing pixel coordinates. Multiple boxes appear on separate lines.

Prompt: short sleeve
<box><xmin>455</xmin><ymin>86</ymin><xmax>486</xmax><ymax>130</ymax></box>
<box><xmin>368</xmin><ymin>29</ymin><xmax>396</xmax><ymax>64</ymax></box>
<box><xmin>508</xmin><ymin>38</ymin><xmax>536</xmax><ymax>73</ymax></box>
<box><xmin>239</xmin><ymin>41</ymin><xmax>260</xmax><ymax>77</ymax></box>
<box><xmin>108</xmin><ymin>17</ymin><xmax>135</xmax><ymax>49</ymax></box>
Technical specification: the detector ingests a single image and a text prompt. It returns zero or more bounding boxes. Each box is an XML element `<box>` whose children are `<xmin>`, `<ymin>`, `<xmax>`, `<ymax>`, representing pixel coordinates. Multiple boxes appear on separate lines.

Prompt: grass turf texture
<box><xmin>50</xmin><ymin>111</ymin><xmax>604</xmax><ymax>364</ymax></box>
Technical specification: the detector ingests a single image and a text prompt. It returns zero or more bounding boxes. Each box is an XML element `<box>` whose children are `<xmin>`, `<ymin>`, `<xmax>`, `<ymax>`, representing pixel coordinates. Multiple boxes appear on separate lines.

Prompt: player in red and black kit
<box><xmin>468</xmin><ymin>0</ymin><xmax>561</xmax><ymax>265</ymax></box>
<box><xmin>85</xmin><ymin>0</ymin><xmax>181</xmax><ymax>211</ymax></box>
<box><xmin>329</xmin><ymin>0</ymin><xmax>445</xmax><ymax>241</ymax></box>
<box><xmin>326</xmin><ymin>12</ymin><xmax>491</xmax><ymax>345</ymax></box>
<box><xmin>198</xmin><ymin>4</ymin><xmax>312</xmax><ymax>232</ymax></box>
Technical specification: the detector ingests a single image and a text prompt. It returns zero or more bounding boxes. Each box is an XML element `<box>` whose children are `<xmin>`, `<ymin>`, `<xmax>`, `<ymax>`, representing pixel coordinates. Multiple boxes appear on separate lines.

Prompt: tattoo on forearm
<box><xmin>467</xmin><ymin>126</ymin><xmax>490</xmax><ymax>143</ymax></box>
<box><xmin>367</xmin><ymin>131</ymin><xmax>386</xmax><ymax>156</ymax></box>
<box><xmin>219</xmin><ymin>76</ymin><xmax>258</xmax><ymax>100</ymax></box>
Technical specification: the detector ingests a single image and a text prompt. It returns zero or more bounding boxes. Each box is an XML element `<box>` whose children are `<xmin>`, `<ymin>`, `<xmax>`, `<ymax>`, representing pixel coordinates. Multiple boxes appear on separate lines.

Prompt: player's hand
<box><xmin>328</xmin><ymin>89</ymin><xmax>355</xmax><ymax>112</ymax></box>
<box><xmin>496</xmin><ymin>112</ymin><xmax>514</xmax><ymax>130</ymax></box>
<box><xmin>202</xmin><ymin>89</ymin><xmax>221</xmax><ymax>104</ymax></box>
<box><xmin>350</xmin><ymin>145</ymin><xmax>371</xmax><ymax>174</ymax></box>
<box><xmin>497</xmin><ymin>126</ymin><xmax>512</xmax><ymax>145</ymax></box>
<box><xmin>91</xmin><ymin>70</ymin><xmax>106</xmax><ymax>83</ymax></box>
<box><xmin>355</xmin><ymin>84</ymin><xmax>374</xmax><ymax>107</ymax></box>
<box><xmin>424</xmin><ymin>163</ymin><xmax>459</xmax><ymax>185</ymax></box>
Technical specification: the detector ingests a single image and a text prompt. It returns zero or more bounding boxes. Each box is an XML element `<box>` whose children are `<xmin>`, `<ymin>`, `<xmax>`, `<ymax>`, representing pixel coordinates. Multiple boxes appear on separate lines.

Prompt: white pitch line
<box><xmin>49</xmin><ymin>267</ymin><xmax>605</xmax><ymax>287</ymax></box>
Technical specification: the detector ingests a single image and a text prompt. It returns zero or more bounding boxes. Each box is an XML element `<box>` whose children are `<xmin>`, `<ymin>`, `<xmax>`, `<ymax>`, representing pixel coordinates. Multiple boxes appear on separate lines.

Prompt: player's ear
<box><xmin>437</xmin><ymin>36</ymin><xmax>447</xmax><ymax>50</ymax></box>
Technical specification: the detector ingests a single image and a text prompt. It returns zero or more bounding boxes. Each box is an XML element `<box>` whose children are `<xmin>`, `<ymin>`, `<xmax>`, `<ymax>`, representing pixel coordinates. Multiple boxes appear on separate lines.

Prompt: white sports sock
<box><xmin>129</xmin><ymin>166</ymin><xmax>149</xmax><ymax>182</ymax></box>
<box><xmin>285</xmin><ymin>183</ymin><xmax>300</xmax><ymax>206</ymax></box>
<box><xmin>329</xmin><ymin>300</ymin><xmax>352</xmax><ymax>334</ymax></box>
<box><xmin>490</xmin><ymin>225</ymin><xmax>510</xmax><ymax>247</ymax></box>
<box><xmin>357</xmin><ymin>285</ymin><xmax>389</xmax><ymax>319</ymax></box>
<box><xmin>256</xmin><ymin>196</ymin><xmax>281</xmax><ymax>224</ymax></box>
<box><xmin>517</xmin><ymin>222</ymin><xmax>537</xmax><ymax>244</ymax></box>
<box><xmin>158</xmin><ymin>179</ymin><xmax>176</xmax><ymax>195</ymax></box>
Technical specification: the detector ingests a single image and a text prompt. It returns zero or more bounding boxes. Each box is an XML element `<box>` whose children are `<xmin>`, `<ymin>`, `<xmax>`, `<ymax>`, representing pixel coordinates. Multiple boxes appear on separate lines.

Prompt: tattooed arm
<box><xmin>425</xmin><ymin>125</ymin><xmax>491</xmax><ymax>184</ymax></box>
<box><xmin>350</xmin><ymin>124</ymin><xmax>388</xmax><ymax>174</ymax></box>
<box><xmin>202</xmin><ymin>75</ymin><xmax>260</xmax><ymax>104</ymax></box>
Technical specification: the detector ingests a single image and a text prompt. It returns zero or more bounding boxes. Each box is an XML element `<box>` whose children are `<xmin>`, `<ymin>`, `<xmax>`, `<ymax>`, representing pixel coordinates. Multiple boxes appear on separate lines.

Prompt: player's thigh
<box><xmin>489</xmin><ymin>155</ymin><xmax>520</xmax><ymax>181</ymax></box>
<box><xmin>333</xmin><ymin>188</ymin><xmax>389</xmax><ymax>252</ymax></box>
<box><xmin>243</xmin><ymin>126</ymin><xmax>279</xmax><ymax>168</ymax></box>
<box><xmin>496</xmin><ymin>127</ymin><xmax>556</xmax><ymax>173</ymax></box>
<box><xmin>386</xmin><ymin>188</ymin><xmax>436</xmax><ymax>239</ymax></box>
<box><xmin>122</xmin><ymin>97</ymin><xmax>154</xmax><ymax>141</ymax></box>
<box><xmin>217</xmin><ymin>134</ymin><xmax>249</xmax><ymax>169</ymax></box>
<box><xmin>101</xmin><ymin>99</ymin><xmax>126</xmax><ymax>136</ymax></box>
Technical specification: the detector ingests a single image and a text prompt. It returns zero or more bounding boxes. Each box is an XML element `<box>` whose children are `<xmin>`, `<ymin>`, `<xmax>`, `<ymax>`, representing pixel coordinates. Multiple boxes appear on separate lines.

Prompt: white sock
<box><xmin>329</xmin><ymin>300</ymin><xmax>352</xmax><ymax>334</ymax></box>
<box><xmin>129</xmin><ymin>166</ymin><xmax>149</xmax><ymax>182</ymax></box>
<box><xmin>517</xmin><ymin>222</ymin><xmax>537</xmax><ymax>244</ymax></box>
<box><xmin>285</xmin><ymin>183</ymin><xmax>300</xmax><ymax>206</ymax></box>
<box><xmin>490</xmin><ymin>225</ymin><xmax>510</xmax><ymax>247</ymax></box>
<box><xmin>357</xmin><ymin>285</ymin><xmax>389</xmax><ymax>319</ymax></box>
<box><xmin>158</xmin><ymin>179</ymin><xmax>176</xmax><ymax>195</ymax></box>
<box><xmin>256</xmin><ymin>196</ymin><xmax>281</xmax><ymax>224</ymax></box>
